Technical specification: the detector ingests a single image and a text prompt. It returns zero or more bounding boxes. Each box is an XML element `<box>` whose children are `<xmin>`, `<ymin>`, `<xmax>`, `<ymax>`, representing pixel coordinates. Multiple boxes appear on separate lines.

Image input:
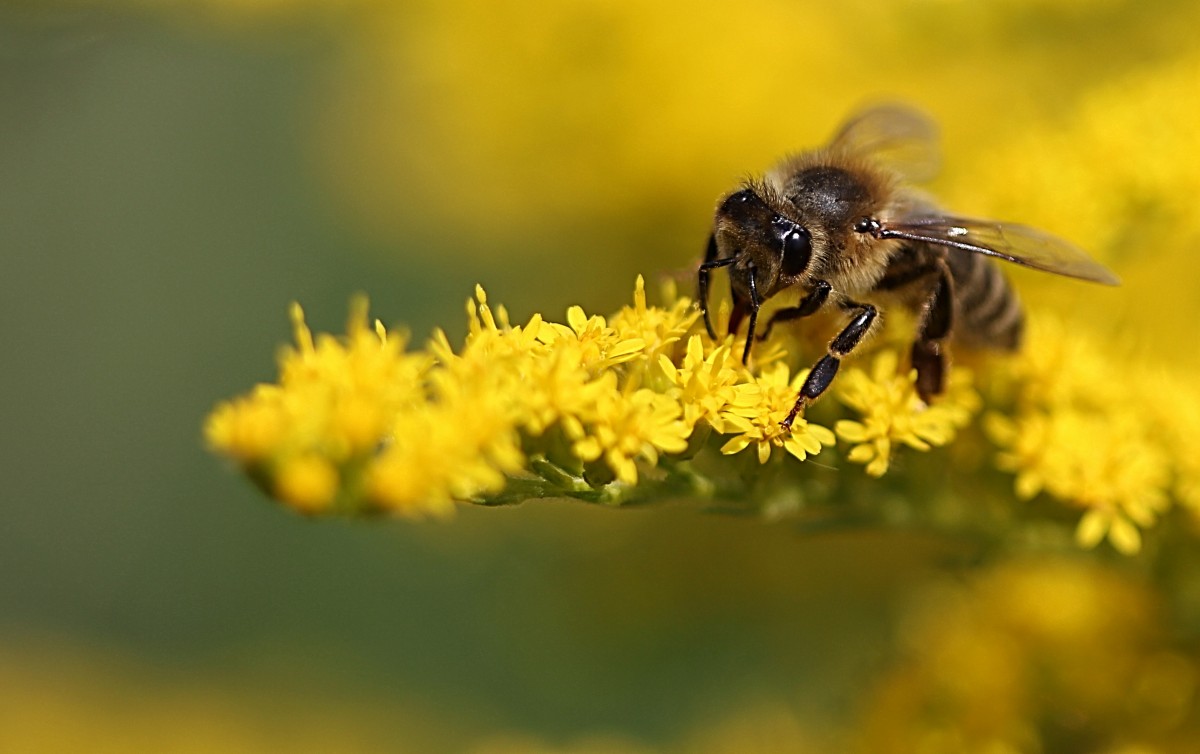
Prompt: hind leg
<box><xmin>911</xmin><ymin>260</ymin><xmax>955</xmax><ymax>403</ymax></box>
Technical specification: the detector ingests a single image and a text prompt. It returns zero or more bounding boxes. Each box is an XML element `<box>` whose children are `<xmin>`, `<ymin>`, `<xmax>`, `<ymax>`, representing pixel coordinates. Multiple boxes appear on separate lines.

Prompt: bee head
<box><xmin>772</xmin><ymin>163</ymin><xmax>898</xmax><ymax>285</ymax></box>
<box><xmin>712</xmin><ymin>187</ymin><xmax>816</xmax><ymax>301</ymax></box>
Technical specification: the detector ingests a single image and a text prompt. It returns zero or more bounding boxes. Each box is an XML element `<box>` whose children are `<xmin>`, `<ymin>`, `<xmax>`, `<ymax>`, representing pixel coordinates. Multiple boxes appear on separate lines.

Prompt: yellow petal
<box><xmin>567</xmin><ymin>306</ymin><xmax>587</xmax><ymax>333</ymax></box>
<box><xmin>1108</xmin><ymin>515</ymin><xmax>1143</xmax><ymax>555</ymax></box>
<box><xmin>847</xmin><ymin>444</ymin><xmax>876</xmax><ymax>463</ymax></box>
<box><xmin>866</xmin><ymin>455</ymin><xmax>890</xmax><ymax>477</ymax></box>
<box><xmin>721</xmin><ymin>436</ymin><xmax>751</xmax><ymax>455</ymax></box>
<box><xmin>1075</xmin><ymin>509</ymin><xmax>1110</xmax><ymax>549</ymax></box>
<box><xmin>836</xmin><ymin>420</ymin><xmax>869</xmax><ymax>443</ymax></box>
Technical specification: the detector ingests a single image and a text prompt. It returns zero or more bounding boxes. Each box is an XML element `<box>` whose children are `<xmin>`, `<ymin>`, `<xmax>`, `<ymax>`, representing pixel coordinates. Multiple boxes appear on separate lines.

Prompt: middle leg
<box><xmin>782</xmin><ymin>300</ymin><xmax>878</xmax><ymax>429</ymax></box>
<box><xmin>755</xmin><ymin>280</ymin><xmax>832</xmax><ymax>343</ymax></box>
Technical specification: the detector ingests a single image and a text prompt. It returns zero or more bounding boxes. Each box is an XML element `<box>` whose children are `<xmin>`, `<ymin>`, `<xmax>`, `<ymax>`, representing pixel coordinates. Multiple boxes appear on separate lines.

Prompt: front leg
<box><xmin>756</xmin><ymin>280</ymin><xmax>832</xmax><ymax>342</ymax></box>
<box><xmin>782</xmin><ymin>300</ymin><xmax>878</xmax><ymax>429</ymax></box>
<box><xmin>698</xmin><ymin>232</ymin><xmax>736</xmax><ymax>339</ymax></box>
<box><xmin>738</xmin><ymin>263</ymin><xmax>762</xmax><ymax>364</ymax></box>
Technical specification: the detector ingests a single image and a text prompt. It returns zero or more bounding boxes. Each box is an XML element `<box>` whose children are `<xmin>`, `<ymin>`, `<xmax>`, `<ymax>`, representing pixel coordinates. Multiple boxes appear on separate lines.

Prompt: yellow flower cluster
<box><xmin>858</xmin><ymin>559</ymin><xmax>1195</xmax><ymax>754</ymax></box>
<box><xmin>657</xmin><ymin>335</ymin><xmax>836</xmax><ymax>465</ymax></box>
<box><xmin>206</xmin><ymin>270</ymin><xmax>1200</xmax><ymax>556</ymax></box>
<box><xmin>835</xmin><ymin>350</ymin><xmax>979</xmax><ymax>477</ymax></box>
<box><xmin>208</xmin><ymin>280</ymin><xmax>695</xmax><ymax>514</ymax></box>
<box><xmin>718</xmin><ymin>363</ymin><xmax>837</xmax><ymax>465</ymax></box>
<box><xmin>204</xmin><ymin>298</ymin><xmax>434</xmax><ymax>513</ymax></box>
<box><xmin>460</xmin><ymin>560</ymin><xmax>1200</xmax><ymax>754</ymax></box>
<box><xmin>935</xmin><ymin>49</ymin><xmax>1200</xmax><ymax>556</ymax></box>
<box><xmin>952</xmin><ymin>55</ymin><xmax>1200</xmax><ymax>267</ymax></box>
<box><xmin>206</xmin><ymin>278</ymin><xmax>987</xmax><ymax>519</ymax></box>
<box><xmin>985</xmin><ymin>318</ymin><xmax>1200</xmax><ymax>555</ymax></box>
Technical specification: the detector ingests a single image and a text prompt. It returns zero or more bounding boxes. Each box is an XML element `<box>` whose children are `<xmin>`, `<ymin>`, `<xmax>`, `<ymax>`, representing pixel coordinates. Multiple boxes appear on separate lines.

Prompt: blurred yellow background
<box><xmin>3</xmin><ymin>0</ymin><xmax>1199</xmax><ymax>750</ymax></box>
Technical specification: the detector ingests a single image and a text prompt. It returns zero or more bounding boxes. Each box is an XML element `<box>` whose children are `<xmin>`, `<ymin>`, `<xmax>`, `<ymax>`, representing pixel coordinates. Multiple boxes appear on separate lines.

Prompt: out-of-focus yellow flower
<box><xmin>984</xmin><ymin>317</ymin><xmax>1183</xmax><ymax>554</ymax></box>
<box><xmin>367</xmin><ymin>397</ymin><xmax>524</xmax><ymax>517</ymax></box>
<box><xmin>953</xmin><ymin>55</ymin><xmax>1200</xmax><ymax>267</ymax></box>
<box><xmin>834</xmin><ymin>350</ymin><xmax>980</xmax><ymax>477</ymax></box>
<box><xmin>990</xmin><ymin>409</ymin><xmax>1169</xmax><ymax>555</ymax></box>
<box><xmin>997</xmin><ymin>318</ymin><xmax>1120</xmax><ymax>412</ymax></box>
<box><xmin>100</xmin><ymin>0</ymin><xmax>1200</xmax><ymax>277</ymax></box>
<box><xmin>946</xmin><ymin>49</ymin><xmax>1200</xmax><ymax>378</ymax></box>
<box><xmin>858</xmin><ymin>559</ymin><xmax>1194</xmax><ymax>754</ymax></box>
<box><xmin>274</xmin><ymin>454</ymin><xmax>339</xmax><ymax>513</ymax></box>
<box><xmin>1157</xmin><ymin>382</ymin><xmax>1200</xmax><ymax>517</ymax></box>
<box><xmin>204</xmin><ymin>296</ymin><xmax>438</xmax><ymax>514</ymax></box>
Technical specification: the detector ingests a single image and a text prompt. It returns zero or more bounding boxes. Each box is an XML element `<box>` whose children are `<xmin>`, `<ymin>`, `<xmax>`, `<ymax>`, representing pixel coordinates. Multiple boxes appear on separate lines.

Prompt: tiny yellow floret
<box><xmin>834</xmin><ymin>351</ymin><xmax>979</xmax><ymax>477</ymax></box>
<box><xmin>719</xmin><ymin>363</ymin><xmax>837</xmax><ymax>464</ymax></box>
<box><xmin>275</xmin><ymin>454</ymin><xmax>338</xmax><ymax>513</ymax></box>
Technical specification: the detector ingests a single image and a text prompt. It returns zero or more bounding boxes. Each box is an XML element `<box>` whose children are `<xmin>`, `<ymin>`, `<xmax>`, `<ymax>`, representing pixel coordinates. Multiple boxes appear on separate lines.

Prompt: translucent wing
<box><xmin>828</xmin><ymin>104</ymin><xmax>941</xmax><ymax>182</ymax></box>
<box><xmin>880</xmin><ymin>214</ymin><xmax>1121</xmax><ymax>285</ymax></box>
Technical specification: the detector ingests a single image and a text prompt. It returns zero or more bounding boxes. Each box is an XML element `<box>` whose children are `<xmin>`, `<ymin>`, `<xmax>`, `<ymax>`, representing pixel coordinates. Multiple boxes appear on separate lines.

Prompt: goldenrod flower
<box><xmin>367</xmin><ymin>391</ymin><xmax>524</xmax><ymax>517</ymax></box>
<box><xmin>204</xmin><ymin>296</ymin><xmax>437</xmax><ymax>514</ymax></box>
<box><xmin>274</xmin><ymin>454</ymin><xmax>339</xmax><ymax>513</ymax></box>
<box><xmin>206</xmin><ymin>275</ymin><xmax>1200</xmax><ymax>559</ymax></box>
<box><xmin>978</xmin><ymin>315</ymin><xmax>1190</xmax><ymax>554</ymax></box>
<box><xmin>565</xmin><ymin>372</ymin><xmax>691</xmax><ymax>485</ymax></box>
<box><xmin>718</xmin><ymin>363</ymin><xmax>837</xmax><ymax>465</ymax></box>
<box><xmin>657</xmin><ymin>335</ymin><xmax>745</xmax><ymax>433</ymax></box>
<box><xmin>540</xmin><ymin>305</ymin><xmax>646</xmax><ymax>373</ymax></box>
<box><xmin>608</xmin><ymin>275</ymin><xmax>697</xmax><ymax>365</ymax></box>
<box><xmin>857</xmin><ymin>558</ymin><xmax>1186</xmax><ymax>754</ymax></box>
<box><xmin>834</xmin><ymin>350</ymin><xmax>980</xmax><ymax>477</ymax></box>
<box><xmin>1138</xmin><ymin>370</ymin><xmax>1200</xmax><ymax>521</ymax></box>
<box><xmin>990</xmin><ymin>408</ymin><xmax>1169</xmax><ymax>555</ymax></box>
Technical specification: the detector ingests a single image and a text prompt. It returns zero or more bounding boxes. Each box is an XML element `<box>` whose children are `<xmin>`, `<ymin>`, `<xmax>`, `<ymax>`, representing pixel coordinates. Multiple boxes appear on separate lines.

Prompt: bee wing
<box><xmin>828</xmin><ymin>104</ymin><xmax>941</xmax><ymax>182</ymax></box>
<box><xmin>881</xmin><ymin>214</ymin><xmax>1121</xmax><ymax>285</ymax></box>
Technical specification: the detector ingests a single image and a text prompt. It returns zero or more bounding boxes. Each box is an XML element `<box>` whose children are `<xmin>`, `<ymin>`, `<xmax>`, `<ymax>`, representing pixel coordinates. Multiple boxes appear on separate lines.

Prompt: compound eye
<box><xmin>781</xmin><ymin>227</ymin><xmax>812</xmax><ymax>276</ymax></box>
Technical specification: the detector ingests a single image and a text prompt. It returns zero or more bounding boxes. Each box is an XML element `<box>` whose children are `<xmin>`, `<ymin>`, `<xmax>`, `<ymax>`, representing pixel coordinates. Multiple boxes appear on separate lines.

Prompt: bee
<box><xmin>698</xmin><ymin>104</ymin><xmax>1119</xmax><ymax>429</ymax></box>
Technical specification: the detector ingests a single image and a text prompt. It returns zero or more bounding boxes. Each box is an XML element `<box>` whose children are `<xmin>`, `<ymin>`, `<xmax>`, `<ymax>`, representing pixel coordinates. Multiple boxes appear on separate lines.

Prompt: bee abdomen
<box><xmin>948</xmin><ymin>251</ymin><xmax>1024</xmax><ymax>351</ymax></box>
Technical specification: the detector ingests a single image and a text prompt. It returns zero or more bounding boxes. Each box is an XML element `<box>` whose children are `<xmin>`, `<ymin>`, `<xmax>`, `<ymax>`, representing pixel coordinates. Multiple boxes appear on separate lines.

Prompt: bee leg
<box><xmin>911</xmin><ymin>261</ymin><xmax>955</xmax><ymax>402</ymax></box>
<box><xmin>728</xmin><ymin>295</ymin><xmax>748</xmax><ymax>341</ymax></box>
<box><xmin>739</xmin><ymin>263</ymin><xmax>762</xmax><ymax>364</ymax></box>
<box><xmin>698</xmin><ymin>233</ymin><xmax>736</xmax><ymax>339</ymax></box>
<box><xmin>782</xmin><ymin>300</ymin><xmax>877</xmax><ymax>429</ymax></box>
<box><xmin>757</xmin><ymin>280</ymin><xmax>832</xmax><ymax>342</ymax></box>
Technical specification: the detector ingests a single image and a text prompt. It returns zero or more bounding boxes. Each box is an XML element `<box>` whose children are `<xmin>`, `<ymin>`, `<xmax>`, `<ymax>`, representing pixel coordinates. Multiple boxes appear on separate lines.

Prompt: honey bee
<box><xmin>698</xmin><ymin>104</ymin><xmax>1119</xmax><ymax>429</ymax></box>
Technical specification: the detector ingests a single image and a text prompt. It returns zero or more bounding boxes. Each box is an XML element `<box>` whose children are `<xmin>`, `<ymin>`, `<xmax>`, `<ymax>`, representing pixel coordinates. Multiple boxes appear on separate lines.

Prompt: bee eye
<box><xmin>781</xmin><ymin>227</ymin><xmax>812</xmax><ymax>276</ymax></box>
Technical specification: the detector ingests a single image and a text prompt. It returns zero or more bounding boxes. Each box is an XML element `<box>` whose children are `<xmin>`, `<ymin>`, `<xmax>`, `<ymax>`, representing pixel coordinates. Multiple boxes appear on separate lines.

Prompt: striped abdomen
<box><xmin>943</xmin><ymin>247</ymin><xmax>1023</xmax><ymax>350</ymax></box>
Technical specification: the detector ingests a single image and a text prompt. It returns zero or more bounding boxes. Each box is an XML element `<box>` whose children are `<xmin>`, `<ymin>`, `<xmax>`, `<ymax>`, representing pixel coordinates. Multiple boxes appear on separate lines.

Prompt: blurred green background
<box><xmin>3</xmin><ymin>1</ymin><xmax>1197</xmax><ymax>750</ymax></box>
